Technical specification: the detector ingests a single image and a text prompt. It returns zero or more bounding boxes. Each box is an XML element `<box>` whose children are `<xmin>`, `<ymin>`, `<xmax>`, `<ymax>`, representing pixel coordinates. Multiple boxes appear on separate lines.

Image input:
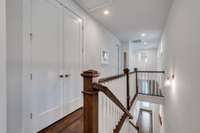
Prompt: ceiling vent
<box><xmin>132</xmin><ymin>39</ymin><xmax>142</xmax><ymax>43</ymax></box>
<box><xmin>75</xmin><ymin>0</ymin><xmax>112</xmax><ymax>12</ymax></box>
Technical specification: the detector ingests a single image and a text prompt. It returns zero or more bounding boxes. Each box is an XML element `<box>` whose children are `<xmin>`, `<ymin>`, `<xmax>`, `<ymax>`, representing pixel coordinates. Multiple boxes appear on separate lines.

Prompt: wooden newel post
<box><xmin>81</xmin><ymin>70</ymin><xmax>100</xmax><ymax>133</ymax></box>
<box><xmin>134</xmin><ymin>68</ymin><xmax>138</xmax><ymax>94</ymax></box>
<box><xmin>124</xmin><ymin>68</ymin><xmax>130</xmax><ymax>110</ymax></box>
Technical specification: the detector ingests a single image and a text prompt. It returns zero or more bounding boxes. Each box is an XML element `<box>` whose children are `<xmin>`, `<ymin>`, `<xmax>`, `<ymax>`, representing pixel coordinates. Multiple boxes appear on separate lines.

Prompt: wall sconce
<box><xmin>172</xmin><ymin>74</ymin><xmax>175</xmax><ymax>79</ymax></box>
<box><xmin>165</xmin><ymin>77</ymin><xmax>171</xmax><ymax>86</ymax></box>
<box><xmin>165</xmin><ymin>74</ymin><xmax>175</xmax><ymax>87</ymax></box>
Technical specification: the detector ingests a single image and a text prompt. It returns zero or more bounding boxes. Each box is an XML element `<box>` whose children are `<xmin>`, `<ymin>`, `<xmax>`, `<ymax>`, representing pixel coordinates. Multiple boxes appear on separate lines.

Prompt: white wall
<box><xmin>0</xmin><ymin>0</ymin><xmax>7</xmax><ymax>132</ymax></box>
<box><xmin>158</xmin><ymin>0</ymin><xmax>200</xmax><ymax>132</ymax></box>
<box><xmin>84</xmin><ymin>14</ymin><xmax>123</xmax><ymax>77</ymax></box>
<box><xmin>64</xmin><ymin>0</ymin><xmax>123</xmax><ymax>77</ymax></box>
<box><xmin>6</xmin><ymin>0</ymin><xmax>23</xmax><ymax>132</ymax></box>
<box><xmin>129</xmin><ymin>48</ymin><xmax>158</xmax><ymax>70</ymax></box>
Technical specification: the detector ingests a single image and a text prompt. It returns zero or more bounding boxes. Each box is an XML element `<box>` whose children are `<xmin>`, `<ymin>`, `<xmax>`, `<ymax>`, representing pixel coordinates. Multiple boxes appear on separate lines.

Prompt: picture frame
<box><xmin>101</xmin><ymin>49</ymin><xmax>109</xmax><ymax>64</ymax></box>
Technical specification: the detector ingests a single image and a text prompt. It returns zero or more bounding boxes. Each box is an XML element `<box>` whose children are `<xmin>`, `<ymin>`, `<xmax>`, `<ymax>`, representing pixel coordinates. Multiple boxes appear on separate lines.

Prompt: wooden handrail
<box><xmin>137</xmin><ymin>70</ymin><xmax>165</xmax><ymax>73</ymax></box>
<box><xmin>129</xmin><ymin>71</ymin><xmax>136</xmax><ymax>74</ymax></box>
<box><xmin>129</xmin><ymin>121</ymin><xmax>139</xmax><ymax>131</ymax></box>
<box><xmin>98</xmin><ymin>73</ymin><xmax>125</xmax><ymax>83</ymax></box>
<box><xmin>138</xmin><ymin>93</ymin><xmax>164</xmax><ymax>97</ymax></box>
<box><xmin>92</xmin><ymin>83</ymin><xmax>133</xmax><ymax>119</ymax></box>
<box><xmin>98</xmin><ymin>70</ymin><xmax>136</xmax><ymax>83</ymax></box>
<box><xmin>114</xmin><ymin>113</ymin><xmax>127</xmax><ymax>133</ymax></box>
<box><xmin>129</xmin><ymin>94</ymin><xmax>138</xmax><ymax>110</ymax></box>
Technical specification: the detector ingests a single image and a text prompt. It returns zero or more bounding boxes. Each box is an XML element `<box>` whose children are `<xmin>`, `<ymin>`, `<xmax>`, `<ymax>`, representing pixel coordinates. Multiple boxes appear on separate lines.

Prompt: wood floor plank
<box><xmin>38</xmin><ymin>108</ymin><xmax>83</xmax><ymax>133</ymax></box>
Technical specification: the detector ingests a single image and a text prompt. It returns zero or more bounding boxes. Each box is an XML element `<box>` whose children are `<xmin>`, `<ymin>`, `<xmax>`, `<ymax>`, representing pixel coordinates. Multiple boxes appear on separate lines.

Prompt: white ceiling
<box><xmin>75</xmin><ymin>0</ymin><xmax>173</xmax><ymax>48</ymax></box>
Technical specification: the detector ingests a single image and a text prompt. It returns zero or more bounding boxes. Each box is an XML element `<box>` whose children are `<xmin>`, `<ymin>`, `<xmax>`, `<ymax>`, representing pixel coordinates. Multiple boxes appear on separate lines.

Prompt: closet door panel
<box><xmin>31</xmin><ymin>0</ymin><xmax>63</xmax><ymax>131</ymax></box>
<box><xmin>63</xmin><ymin>8</ymin><xmax>83</xmax><ymax>116</ymax></box>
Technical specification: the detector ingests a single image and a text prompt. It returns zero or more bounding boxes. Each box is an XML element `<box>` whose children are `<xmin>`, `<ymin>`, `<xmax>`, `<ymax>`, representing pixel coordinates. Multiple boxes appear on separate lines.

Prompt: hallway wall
<box><xmin>0</xmin><ymin>0</ymin><xmax>7</xmax><ymax>132</ymax></box>
<box><xmin>129</xmin><ymin>48</ymin><xmax>158</xmax><ymax>71</ymax></box>
<box><xmin>158</xmin><ymin>0</ymin><xmax>200</xmax><ymax>132</ymax></box>
<box><xmin>65</xmin><ymin>1</ymin><xmax>123</xmax><ymax>77</ymax></box>
<box><xmin>84</xmin><ymin>12</ymin><xmax>122</xmax><ymax>77</ymax></box>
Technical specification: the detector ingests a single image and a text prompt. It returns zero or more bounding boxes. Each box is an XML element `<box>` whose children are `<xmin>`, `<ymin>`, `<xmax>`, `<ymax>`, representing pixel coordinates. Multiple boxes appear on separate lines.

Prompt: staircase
<box><xmin>38</xmin><ymin>68</ymin><xmax>165</xmax><ymax>133</ymax></box>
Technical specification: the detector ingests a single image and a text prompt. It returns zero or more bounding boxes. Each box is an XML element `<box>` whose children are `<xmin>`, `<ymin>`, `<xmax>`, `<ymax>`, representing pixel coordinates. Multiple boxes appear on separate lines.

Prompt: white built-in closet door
<box><xmin>31</xmin><ymin>0</ymin><xmax>63</xmax><ymax>132</ymax></box>
<box><xmin>63</xmin><ymin>8</ymin><xmax>83</xmax><ymax>116</ymax></box>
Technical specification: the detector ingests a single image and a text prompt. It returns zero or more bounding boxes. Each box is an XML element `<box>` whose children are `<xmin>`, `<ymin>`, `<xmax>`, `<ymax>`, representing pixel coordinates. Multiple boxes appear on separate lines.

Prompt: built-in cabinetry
<box><xmin>28</xmin><ymin>0</ymin><xmax>83</xmax><ymax>132</ymax></box>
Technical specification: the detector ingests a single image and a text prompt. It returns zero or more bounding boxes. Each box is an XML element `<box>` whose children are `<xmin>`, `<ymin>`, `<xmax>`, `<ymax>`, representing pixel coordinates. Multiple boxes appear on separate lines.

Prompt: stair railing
<box><xmin>137</xmin><ymin>70</ymin><xmax>165</xmax><ymax>97</ymax></box>
<box><xmin>81</xmin><ymin>68</ymin><xmax>164</xmax><ymax>133</ymax></box>
<box><xmin>81</xmin><ymin>68</ymin><xmax>138</xmax><ymax>133</ymax></box>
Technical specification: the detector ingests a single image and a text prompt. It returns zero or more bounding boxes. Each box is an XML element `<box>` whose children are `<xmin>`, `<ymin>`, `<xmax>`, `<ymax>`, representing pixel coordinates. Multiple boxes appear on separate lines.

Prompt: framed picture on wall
<box><xmin>101</xmin><ymin>49</ymin><xmax>109</xmax><ymax>64</ymax></box>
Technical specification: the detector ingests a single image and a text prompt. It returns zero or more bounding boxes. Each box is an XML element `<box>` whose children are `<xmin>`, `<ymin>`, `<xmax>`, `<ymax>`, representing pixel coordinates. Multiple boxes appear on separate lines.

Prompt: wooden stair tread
<box><xmin>38</xmin><ymin>108</ymin><xmax>83</xmax><ymax>133</ymax></box>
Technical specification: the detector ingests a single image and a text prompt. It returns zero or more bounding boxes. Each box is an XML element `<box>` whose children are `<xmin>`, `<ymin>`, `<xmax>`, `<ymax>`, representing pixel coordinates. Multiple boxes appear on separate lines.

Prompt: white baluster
<box><xmin>99</xmin><ymin>93</ymin><xmax>102</xmax><ymax>133</ymax></box>
<box><xmin>103</xmin><ymin>96</ymin><xmax>107</xmax><ymax>133</ymax></box>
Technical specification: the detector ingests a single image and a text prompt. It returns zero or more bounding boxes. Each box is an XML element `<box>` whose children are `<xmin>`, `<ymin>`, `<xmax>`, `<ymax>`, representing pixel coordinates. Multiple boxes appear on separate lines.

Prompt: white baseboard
<box><xmin>32</xmin><ymin>97</ymin><xmax>83</xmax><ymax>132</ymax></box>
<box><xmin>33</xmin><ymin>106</ymin><xmax>62</xmax><ymax>132</ymax></box>
<box><xmin>63</xmin><ymin>97</ymin><xmax>83</xmax><ymax>116</ymax></box>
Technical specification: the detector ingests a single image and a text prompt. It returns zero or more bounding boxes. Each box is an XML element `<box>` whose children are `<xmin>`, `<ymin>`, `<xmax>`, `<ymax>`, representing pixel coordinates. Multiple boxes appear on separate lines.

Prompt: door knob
<box><xmin>59</xmin><ymin>75</ymin><xmax>64</xmax><ymax>78</ymax></box>
<box><xmin>65</xmin><ymin>74</ymin><xmax>70</xmax><ymax>78</ymax></box>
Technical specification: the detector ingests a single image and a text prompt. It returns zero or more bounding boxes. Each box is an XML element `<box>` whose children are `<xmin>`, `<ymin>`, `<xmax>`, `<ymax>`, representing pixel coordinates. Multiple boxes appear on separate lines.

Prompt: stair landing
<box><xmin>38</xmin><ymin>108</ymin><xmax>83</xmax><ymax>133</ymax></box>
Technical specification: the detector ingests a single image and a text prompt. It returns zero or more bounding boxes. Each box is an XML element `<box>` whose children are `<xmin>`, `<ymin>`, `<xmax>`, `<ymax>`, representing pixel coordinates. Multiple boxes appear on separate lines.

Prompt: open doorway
<box><xmin>137</xmin><ymin>109</ymin><xmax>153</xmax><ymax>133</ymax></box>
<box><xmin>123</xmin><ymin>52</ymin><xmax>127</xmax><ymax>69</ymax></box>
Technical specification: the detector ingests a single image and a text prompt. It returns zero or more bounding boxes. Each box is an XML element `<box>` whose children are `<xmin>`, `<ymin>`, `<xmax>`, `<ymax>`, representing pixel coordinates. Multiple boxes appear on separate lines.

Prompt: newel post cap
<box><xmin>81</xmin><ymin>70</ymin><xmax>100</xmax><ymax>78</ymax></box>
<box><xmin>123</xmin><ymin>68</ymin><xmax>130</xmax><ymax>74</ymax></box>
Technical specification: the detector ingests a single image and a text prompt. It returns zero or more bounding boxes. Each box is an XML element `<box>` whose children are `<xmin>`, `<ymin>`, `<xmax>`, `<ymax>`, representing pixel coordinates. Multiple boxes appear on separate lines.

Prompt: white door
<box><xmin>31</xmin><ymin>0</ymin><xmax>63</xmax><ymax>132</ymax></box>
<box><xmin>62</xmin><ymin>8</ymin><xmax>83</xmax><ymax>116</ymax></box>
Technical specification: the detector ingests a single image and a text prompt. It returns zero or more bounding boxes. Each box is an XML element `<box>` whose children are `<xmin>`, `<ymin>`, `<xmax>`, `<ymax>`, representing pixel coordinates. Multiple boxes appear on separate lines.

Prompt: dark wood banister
<box><xmin>129</xmin><ymin>121</ymin><xmax>139</xmax><ymax>131</ymax></box>
<box><xmin>129</xmin><ymin>94</ymin><xmax>138</xmax><ymax>110</ymax></box>
<box><xmin>98</xmin><ymin>70</ymin><xmax>136</xmax><ymax>84</ymax></box>
<box><xmin>137</xmin><ymin>70</ymin><xmax>165</xmax><ymax>73</ymax></box>
<box><xmin>114</xmin><ymin>113</ymin><xmax>127</xmax><ymax>133</ymax></box>
<box><xmin>129</xmin><ymin>71</ymin><xmax>136</xmax><ymax>74</ymax></box>
<box><xmin>138</xmin><ymin>93</ymin><xmax>164</xmax><ymax>97</ymax></box>
<box><xmin>98</xmin><ymin>73</ymin><xmax>125</xmax><ymax>83</ymax></box>
<box><xmin>92</xmin><ymin>83</ymin><xmax>133</xmax><ymax>119</ymax></box>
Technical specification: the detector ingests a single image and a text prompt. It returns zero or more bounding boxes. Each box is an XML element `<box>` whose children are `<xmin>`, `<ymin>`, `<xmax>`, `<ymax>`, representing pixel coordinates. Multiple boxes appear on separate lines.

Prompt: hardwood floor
<box><xmin>137</xmin><ymin>109</ymin><xmax>153</xmax><ymax>133</ymax></box>
<box><xmin>38</xmin><ymin>108</ymin><xmax>83</xmax><ymax>133</ymax></box>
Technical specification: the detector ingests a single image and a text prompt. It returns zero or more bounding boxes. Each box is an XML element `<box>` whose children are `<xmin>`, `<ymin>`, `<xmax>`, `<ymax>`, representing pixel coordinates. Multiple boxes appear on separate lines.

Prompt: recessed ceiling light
<box><xmin>78</xmin><ymin>18</ymin><xmax>82</xmax><ymax>23</ymax></box>
<box><xmin>104</xmin><ymin>10</ymin><xmax>110</xmax><ymax>15</ymax></box>
<box><xmin>141</xmin><ymin>33</ymin><xmax>146</xmax><ymax>37</ymax></box>
<box><xmin>144</xmin><ymin>42</ymin><xmax>147</xmax><ymax>45</ymax></box>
